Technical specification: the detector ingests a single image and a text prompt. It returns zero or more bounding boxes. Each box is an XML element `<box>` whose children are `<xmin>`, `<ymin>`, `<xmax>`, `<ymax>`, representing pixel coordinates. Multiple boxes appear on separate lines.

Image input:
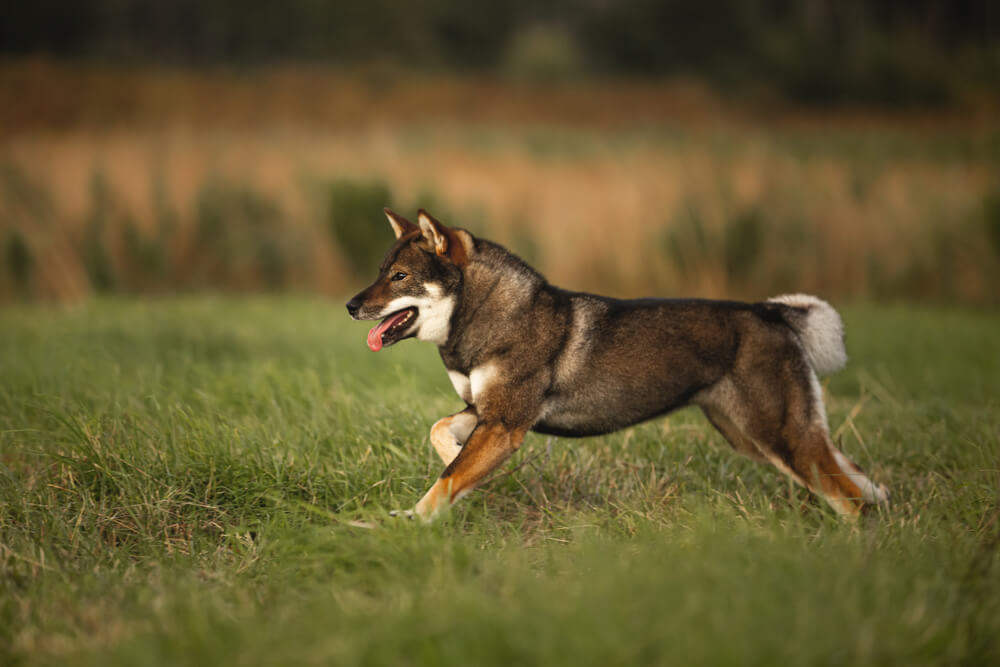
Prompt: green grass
<box><xmin>1</xmin><ymin>297</ymin><xmax>998</xmax><ymax>665</ymax></box>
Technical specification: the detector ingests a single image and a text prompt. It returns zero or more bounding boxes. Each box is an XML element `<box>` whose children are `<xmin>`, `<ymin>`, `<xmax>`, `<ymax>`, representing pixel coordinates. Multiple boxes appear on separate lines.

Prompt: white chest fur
<box><xmin>447</xmin><ymin>363</ymin><xmax>497</xmax><ymax>405</ymax></box>
<box><xmin>448</xmin><ymin>371</ymin><xmax>472</xmax><ymax>403</ymax></box>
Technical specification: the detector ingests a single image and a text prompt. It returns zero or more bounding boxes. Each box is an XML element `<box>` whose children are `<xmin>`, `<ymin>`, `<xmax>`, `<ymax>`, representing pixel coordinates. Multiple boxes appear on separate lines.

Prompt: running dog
<box><xmin>346</xmin><ymin>209</ymin><xmax>888</xmax><ymax>520</ymax></box>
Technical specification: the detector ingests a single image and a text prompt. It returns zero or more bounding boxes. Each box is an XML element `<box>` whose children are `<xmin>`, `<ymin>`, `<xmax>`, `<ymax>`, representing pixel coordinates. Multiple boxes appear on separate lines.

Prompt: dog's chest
<box><xmin>448</xmin><ymin>371</ymin><xmax>472</xmax><ymax>403</ymax></box>
<box><xmin>446</xmin><ymin>365</ymin><xmax>497</xmax><ymax>406</ymax></box>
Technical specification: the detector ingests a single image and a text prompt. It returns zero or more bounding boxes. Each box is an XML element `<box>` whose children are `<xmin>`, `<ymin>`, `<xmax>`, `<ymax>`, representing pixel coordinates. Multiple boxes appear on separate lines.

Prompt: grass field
<box><xmin>1</xmin><ymin>296</ymin><xmax>998</xmax><ymax>665</ymax></box>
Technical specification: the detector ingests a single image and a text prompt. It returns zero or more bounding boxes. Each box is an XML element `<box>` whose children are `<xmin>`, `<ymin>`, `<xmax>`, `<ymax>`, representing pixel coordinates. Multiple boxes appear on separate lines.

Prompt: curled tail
<box><xmin>766</xmin><ymin>294</ymin><xmax>847</xmax><ymax>376</ymax></box>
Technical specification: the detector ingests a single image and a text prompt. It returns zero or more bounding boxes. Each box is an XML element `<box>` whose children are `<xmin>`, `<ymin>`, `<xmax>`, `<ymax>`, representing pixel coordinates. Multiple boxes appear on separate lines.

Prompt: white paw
<box><xmin>388</xmin><ymin>509</ymin><xmax>415</xmax><ymax>520</ymax></box>
<box><xmin>872</xmin><ymin>483</ymin><xmax>890</xmax><ymax>505</ymax></box>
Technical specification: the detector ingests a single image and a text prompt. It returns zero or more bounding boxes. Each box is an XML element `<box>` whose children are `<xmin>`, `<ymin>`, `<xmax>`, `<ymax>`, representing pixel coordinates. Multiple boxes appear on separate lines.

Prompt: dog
<box><xmin>346</xmin><ymin>209</ymin><xmax>888</xmax><ymax>520</ymax></box>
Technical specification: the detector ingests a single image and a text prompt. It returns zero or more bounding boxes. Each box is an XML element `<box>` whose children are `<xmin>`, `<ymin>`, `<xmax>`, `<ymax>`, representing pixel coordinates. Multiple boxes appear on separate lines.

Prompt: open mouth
<box><xmin>366</xmin><ymin>308</ymin><xmax>418</xmax><ymax>352</ymax></box>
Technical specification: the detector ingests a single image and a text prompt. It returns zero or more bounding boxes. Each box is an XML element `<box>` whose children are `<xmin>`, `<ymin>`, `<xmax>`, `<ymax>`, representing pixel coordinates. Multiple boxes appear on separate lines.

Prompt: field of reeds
<box><xmin>1</xmin><ymin>61</ymin><xmax>998</xmax><ymax>305</ymax></box>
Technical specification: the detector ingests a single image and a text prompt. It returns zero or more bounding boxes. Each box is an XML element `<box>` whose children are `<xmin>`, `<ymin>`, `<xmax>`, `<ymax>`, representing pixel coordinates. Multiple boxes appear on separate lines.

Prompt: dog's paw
<box><xmin>388</xmin><ymin>509</ymin><xmax>415</xmax><ymax>520</ymax></box>
<box><xmin>874</xmin><ymin>483</ymin><xmax>890</xmax><ymax>504</ymax></box>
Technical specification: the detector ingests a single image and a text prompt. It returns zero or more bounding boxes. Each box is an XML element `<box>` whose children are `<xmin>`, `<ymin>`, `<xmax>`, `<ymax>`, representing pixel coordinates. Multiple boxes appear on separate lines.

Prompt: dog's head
<box><xmin>346</xmin><ymin>209</ymin><xmax>474</xmax><ymax>351</ymax></box>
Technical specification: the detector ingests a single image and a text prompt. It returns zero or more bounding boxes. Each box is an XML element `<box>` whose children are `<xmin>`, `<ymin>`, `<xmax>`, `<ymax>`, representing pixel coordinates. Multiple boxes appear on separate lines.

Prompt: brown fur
<box><xmin>347</xmin><ymin>210</ymin><xmax>888</xmax><ymax>521</ymax></box>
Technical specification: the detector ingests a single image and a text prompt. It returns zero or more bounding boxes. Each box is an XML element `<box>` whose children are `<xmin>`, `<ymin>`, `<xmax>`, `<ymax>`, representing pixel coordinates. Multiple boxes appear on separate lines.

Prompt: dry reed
<box><xmin>1</xmin><ymin>61</ymin><xmax>997</xmax><ymax>304</ymax></box>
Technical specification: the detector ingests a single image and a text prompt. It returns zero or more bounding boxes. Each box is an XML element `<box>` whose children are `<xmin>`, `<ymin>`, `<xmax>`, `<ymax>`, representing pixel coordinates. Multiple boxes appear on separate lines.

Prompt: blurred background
<box><xmin>1</xmin><ymin>0</ymin><xmax>998</xmax><ymax>304</ymax></box>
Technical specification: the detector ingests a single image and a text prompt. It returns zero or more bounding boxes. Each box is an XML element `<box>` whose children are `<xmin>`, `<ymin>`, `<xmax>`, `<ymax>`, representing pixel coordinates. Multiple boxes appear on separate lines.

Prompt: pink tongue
<box><xmin>366</xmin><ymin>311</ymin><xmax>411</xmax><ymax>352</ymax></box>
<box><xmin>366</xmin><ymin>326</ymin><xmax>384</xmax><ymax>352</ymax></box>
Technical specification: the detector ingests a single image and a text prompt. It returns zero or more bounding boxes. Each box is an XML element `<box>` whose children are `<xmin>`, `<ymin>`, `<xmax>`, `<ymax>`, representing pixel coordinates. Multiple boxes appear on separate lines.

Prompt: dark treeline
<box><xmin>2</xmin><ymin>0</ymin><xmax>997</xmax><ymax>105</ymax></box>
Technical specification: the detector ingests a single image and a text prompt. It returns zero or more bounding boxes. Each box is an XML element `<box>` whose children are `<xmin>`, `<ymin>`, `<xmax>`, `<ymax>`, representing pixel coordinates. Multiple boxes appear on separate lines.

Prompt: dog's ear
<box><xmin>418</xmin><ymin>210</ymin><xmax>449</xmax><ymax>255</ymax></box>
<box><xmin>418</xmin><ymin>210</ymin><xmax>473</xmax><ymax>267</ymax></box>
<box><xmin>384</xmin><ymin>208</ymin><xmax>418</xmax><ymax>239</ymax></box>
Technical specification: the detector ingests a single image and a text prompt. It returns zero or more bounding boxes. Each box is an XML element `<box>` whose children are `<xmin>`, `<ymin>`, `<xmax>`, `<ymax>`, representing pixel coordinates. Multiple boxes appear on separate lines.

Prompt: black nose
<box><xmin>346</xmin><ymin>298</ymin><xmax>361</xmax><ymax>318</ymax></box>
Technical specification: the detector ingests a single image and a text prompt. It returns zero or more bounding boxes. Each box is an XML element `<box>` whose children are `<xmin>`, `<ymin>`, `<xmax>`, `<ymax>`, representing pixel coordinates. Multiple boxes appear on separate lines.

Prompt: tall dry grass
<box><xmin>1</xmin><ymin>61</ymin><xmax>997</xmax><ymax>304</ymax></box>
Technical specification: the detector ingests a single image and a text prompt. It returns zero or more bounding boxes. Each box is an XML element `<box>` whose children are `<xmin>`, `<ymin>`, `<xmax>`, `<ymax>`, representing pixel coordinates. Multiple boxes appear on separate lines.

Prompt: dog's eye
<box><xmin>391</xmin><ymin>272</ymin><xmax>407</xmax><ymax>282</ymax></box>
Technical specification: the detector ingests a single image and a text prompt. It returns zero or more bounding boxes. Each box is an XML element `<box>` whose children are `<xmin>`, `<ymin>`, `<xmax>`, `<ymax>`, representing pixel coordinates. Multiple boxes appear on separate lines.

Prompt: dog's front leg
<box><xmin>429</xmin><ymin>407</ymin><xmax>478</xmax><ymax>466</ymax></box>
<box><xmin>414</xmin><ymin>421</ymin><xmax>528</xmax><ymax>520</ymax></box>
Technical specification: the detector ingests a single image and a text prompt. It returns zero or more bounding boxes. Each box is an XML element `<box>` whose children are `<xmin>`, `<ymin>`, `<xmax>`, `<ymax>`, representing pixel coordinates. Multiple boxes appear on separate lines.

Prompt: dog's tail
<box><xmin>766</xmin><ymin>294</ymin><xmax>847</xmax><ymax>376</ymax></box>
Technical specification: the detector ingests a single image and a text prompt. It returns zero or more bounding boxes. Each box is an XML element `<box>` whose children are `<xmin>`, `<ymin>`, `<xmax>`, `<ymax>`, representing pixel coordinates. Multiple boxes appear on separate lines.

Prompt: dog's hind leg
<box><xmin>699</xmin><ymin>367</ymin><xmax>887</xmax><ymax>517</ymax></box>
<box><xmin>701</xmin><ymin>406</ymin><xmax>768</xmax><ymax>463</ymax></box>
<box><xmin>790</xmin><ymin>371</ymin><xmax>889</xmax><ymax>511</ymax></box>
<box><xmin>430</xmin><ymin>407</ymin><xmax>478</xmax><ymax>466</ymax></box>
<box><xmin>828</xmin><ymin>444</ymin><xmax>889</xmax><ymax>506</ymax></box>
<box><xmin>779</xmin><ymin>424</ymin><xmax>888</xmax><ymax>516</ymax></box>
<box><xmin>784</xmin><ymin>428</ymin><xmax>870</xmax><ymax>516</ymax></box>
<box><xmin>721</xmin><ymin>415</ymin><xmax>867</xmax><ymax>516</ymax></box>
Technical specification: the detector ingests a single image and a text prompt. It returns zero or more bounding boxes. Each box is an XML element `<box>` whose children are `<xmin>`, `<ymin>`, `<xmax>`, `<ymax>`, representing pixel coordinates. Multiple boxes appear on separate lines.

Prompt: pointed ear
<box><xmin>384</xmin><ymin>208</ymin><xmax>418</xmax><ymax>239</ymax></box>
<box><xmin>417</xmin><ymin>210</ymin><xmax>449</xmax><ymax>256</ymax></box>
<box><xmin>417</xmin><ymin>209</ymin><xmax>474</xmax><ymax>266</ymax></box>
